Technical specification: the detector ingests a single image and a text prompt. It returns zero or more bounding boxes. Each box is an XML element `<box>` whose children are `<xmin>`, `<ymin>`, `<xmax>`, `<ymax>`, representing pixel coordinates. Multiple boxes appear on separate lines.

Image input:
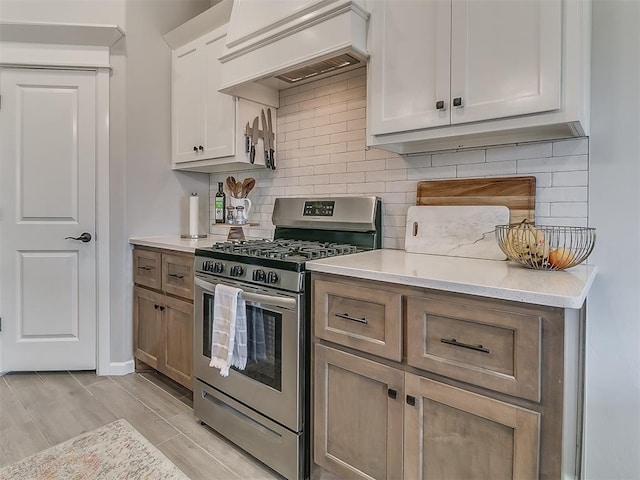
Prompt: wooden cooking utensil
<box><xmin>225</xmin><ymin>176</ymin><xmax>236</xmax><ymax>197</ymax></box>
<box><xmin>242</xmin><ymin>178</ymin><xmax>256</xmax><ymax>198</ymax></box>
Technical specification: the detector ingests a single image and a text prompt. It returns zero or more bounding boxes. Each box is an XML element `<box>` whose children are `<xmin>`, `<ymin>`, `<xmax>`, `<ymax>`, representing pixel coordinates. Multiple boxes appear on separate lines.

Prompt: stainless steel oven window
<box><xmin>202</xmin><ymin>294</ymin><xmax>283</xmax><ymax>391</ymax></box>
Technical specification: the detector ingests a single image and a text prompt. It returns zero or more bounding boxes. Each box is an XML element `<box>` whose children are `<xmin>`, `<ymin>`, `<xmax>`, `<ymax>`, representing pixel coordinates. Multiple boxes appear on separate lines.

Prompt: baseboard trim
<box><xmin>98</xmin><ymin>360</ymin><xmax>134</xmax><ymax>376</ymax></box>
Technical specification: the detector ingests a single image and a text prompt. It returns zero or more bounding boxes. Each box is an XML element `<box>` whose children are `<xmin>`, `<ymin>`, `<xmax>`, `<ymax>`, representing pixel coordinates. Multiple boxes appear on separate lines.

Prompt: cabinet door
<box><xmin>161</xmin><ymin>295</ymin><xmax>193</xmax><ymax>390</ymax></box>
<box><xmin>133</xmin><ymin>286</ymin><xmax>163</xmax><ymax>369</ymax></box>
<box><xmin>314</xmin><ymin>344</ymin><xmax>403</xmax><ymax>480</ymax></box>
<box><xmin>368</xmin><ymin>0</ymin><xmax>451</xmax><ymax>135</ymax></box>
<box><xmin>404</xmin><ymin>373</ymin><xmax>540</xmax><ymax>480</ymax></box>
<box><xmin>173</xmin><ymin>41</ymin><xmax>202</xmax><ymax>164</ymax></box>
<box><xmin>202</xmin><ymin>28</ymin><xmax>235</xmax><ymax>159</ymax></box>
<box><xmin>450</xmin><ymin>0</ymin><xmax>562</xmax><ymax>124</ymax></box>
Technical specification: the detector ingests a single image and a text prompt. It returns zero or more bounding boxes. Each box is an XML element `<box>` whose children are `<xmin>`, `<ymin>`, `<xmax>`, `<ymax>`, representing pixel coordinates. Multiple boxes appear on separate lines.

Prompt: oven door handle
<box><xmin>195</xmin><ymin>277</ymin><xmax>297</xmax><ymax>310</ymax></box>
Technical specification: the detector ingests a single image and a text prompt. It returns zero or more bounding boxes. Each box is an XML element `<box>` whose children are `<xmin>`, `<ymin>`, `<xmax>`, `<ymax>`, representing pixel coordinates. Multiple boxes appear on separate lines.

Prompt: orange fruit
<box><xmin>548</xmin><ymin>247</ymin><xmax>575</xmax><ymax>269</ymax></box>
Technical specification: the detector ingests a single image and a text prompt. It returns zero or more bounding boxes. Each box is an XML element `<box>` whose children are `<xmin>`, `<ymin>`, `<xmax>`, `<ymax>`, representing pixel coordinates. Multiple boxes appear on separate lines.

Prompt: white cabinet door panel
<box><xmin>450</xmin><ymin>0</ymin><xmax>562</xmax><ymax>124</ymax></box>
<box><xmin>1</xmin><ymin>68</ymin><xmax>97</xmax><ymax>371</ymax></box>
<box><xmin>203</xmin><ymin>31</ymin><xmax>235</xmax><ymax>159</ymax></box>
<box><xmin>173</xmin><ymin>44</ymin><xmax>202</xmax><ymax>163</ymax></box>
<box><xmin>368</xmin><ymin>0</ymin><xmax>451</xmax><ymax>135</ymax></box>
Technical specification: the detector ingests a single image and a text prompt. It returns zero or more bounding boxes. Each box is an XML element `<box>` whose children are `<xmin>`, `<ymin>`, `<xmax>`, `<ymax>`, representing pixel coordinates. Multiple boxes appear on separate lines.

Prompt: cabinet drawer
<box><xmin>314</xmin><ymin>278</ymin><xmax>402</xmax><ymax>361</ymax></box>
<box><xmin>162</xmin><ymin>254</ymin><xmax>194</xmax><ymax>300</ymax></box>
<box><xmin>407</xmin><ymin>294</ymin><xmax>541</xmax><ymax>401</ymax></box>
<box><xmin>133</xmin><ymin>249</ymin><xmax>161</xmax><ymax>290</ymax></box>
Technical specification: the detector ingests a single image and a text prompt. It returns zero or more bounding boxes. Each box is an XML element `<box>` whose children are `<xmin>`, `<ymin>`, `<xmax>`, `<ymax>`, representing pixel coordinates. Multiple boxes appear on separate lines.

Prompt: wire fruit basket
<box><xmin>495</xmin><ymin>221</ymin><xmax>596</xmax><ymax>270</ymax></box>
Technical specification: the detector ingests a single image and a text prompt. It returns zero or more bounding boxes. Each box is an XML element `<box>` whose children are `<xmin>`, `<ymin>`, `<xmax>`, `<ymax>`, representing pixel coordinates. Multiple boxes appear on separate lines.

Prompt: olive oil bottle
<box><xmin>214</xmin><ymin>182</ymin><xmax>226</xmax><ymax>223</ymax></box>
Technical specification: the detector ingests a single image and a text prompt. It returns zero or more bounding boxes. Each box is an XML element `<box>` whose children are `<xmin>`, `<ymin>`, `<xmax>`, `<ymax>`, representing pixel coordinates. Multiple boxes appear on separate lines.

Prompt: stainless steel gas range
<box><xmin>193</xmin><ymin>196</ymin><xmax>381</xmax><ymax>480</ymax></box>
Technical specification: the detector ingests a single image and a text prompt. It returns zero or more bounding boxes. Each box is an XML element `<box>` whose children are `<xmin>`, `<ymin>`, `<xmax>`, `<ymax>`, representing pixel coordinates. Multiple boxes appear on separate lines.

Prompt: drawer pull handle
<box><xmin>138</xmin><ymin>266</ymin><xmax>154</xmax><ymax>271</ymax></box>
<box><xmin>335</xmin><ymin>313</ymin><xmax>368</xmax><ymax>325</ymax></box>
<box><xmin>441</xmin><ymin>338</ymin><xmax>490</xmax><ymax>354</ymax></box>
<box><xmin>388</xmin><ymin>388</ymin><xmax>397</xmax><ymax>399</ymax></box>
<box><xmin>168</xmin><ymin>273</ymin><xmax>184</xmax><ymax>279</ymax></box>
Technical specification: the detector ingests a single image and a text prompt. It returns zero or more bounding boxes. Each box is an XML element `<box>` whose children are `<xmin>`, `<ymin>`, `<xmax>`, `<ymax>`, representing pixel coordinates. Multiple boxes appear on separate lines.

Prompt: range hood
<box><xmin>218</xmin><ymin>0</ymin><xmax>370</xmax><ymax>108</ymax></box>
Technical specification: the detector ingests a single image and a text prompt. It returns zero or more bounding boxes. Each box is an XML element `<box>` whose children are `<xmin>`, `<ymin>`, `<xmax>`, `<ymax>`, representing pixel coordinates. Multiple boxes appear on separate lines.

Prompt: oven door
<box><xmin>194</xmin><ymin>274</ymin><xmax>303</xmax><ymax>432</ymax></box>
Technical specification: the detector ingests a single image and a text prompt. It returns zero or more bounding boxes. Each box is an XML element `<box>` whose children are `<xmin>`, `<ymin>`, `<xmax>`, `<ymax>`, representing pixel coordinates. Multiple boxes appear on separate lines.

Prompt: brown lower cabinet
<box><xmin>133</xmin><ymin>247</ymin><xmax>194</xmax><ymax>390</ymax></box>
<box><xmin>312</xmin><ymin>272</ymin><xmax>583</xmax><ymax>480</ymax></box>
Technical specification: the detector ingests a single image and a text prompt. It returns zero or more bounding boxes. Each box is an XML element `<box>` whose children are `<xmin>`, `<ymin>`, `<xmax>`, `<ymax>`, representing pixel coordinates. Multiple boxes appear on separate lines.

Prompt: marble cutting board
<box><xmin>405</xmin><ymin>205</ymin><xmax>510</xmax><ymax>260</ymax></box>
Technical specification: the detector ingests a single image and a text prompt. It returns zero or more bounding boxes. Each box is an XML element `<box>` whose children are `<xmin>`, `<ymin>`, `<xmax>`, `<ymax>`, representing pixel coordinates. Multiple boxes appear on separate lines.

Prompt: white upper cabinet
<box><xmin>172</xmin><ymin>26</ymin><xmax>235</xmax><ymax>166</ymax></box>
<box><xmin>367</xmin><ymin>0</ymin><xmax>590</xmax><ymax>154</ymax></box>
<box><xmin>168</xmin><ymin>18</ymin><xmax>272</xmax><ymax>173</ymax></box>
<box><xmin>368</xmin><ymin>0</ymin><xmax>451</xmax><ymax>135</ymax></box>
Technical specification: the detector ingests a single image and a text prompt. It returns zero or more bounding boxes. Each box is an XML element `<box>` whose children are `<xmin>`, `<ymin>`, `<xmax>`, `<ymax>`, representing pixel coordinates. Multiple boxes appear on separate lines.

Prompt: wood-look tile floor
<box><xmin>0</xmin><ymin>371</ymin><xmax>339</xmax><ymax>480</ymax></box>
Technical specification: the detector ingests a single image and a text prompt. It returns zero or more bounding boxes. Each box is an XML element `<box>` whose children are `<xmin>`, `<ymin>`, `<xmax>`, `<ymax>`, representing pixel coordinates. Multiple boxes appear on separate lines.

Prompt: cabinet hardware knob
<box><xmin>435</xmin><ymin>100</ymin><xmax>445</xmax><ymax>110</ymax></box>
<box><xmin>388</xmin><ymin>388</ymin><xmax>397</xmax><ymax>399</ymax></box>
<box><xmin>334</xmin><ymin>312</ymin><xmax>368</xmax><ymax>325</ymax></box>
<box><xmin>198</xmin><ymin>145</ymin><xmax>204</xmax><ymax>151</ymax></box>
<box><xmin>159</xmin><ymin>306</ymin><xmax>165</xmax><ymax>311</ymax></box>
<box><xmin>440</xmin><ymin>338</ymin><xmax>490</xmax><ymax>354</ymax></box>
<box><xmin>406</xmin><ymin>395</ymin><xmax>416</xmax><ymax>406</ymax></box>
<box><xmin>154</xmin><ymin>304</ymin><xmax>159</xmax><ymax>310</ymax></box>
<box><xmin>453</xmin><ymin>97</ymin><xmax>463</xmax><ymax>107</ymax></box>
<box><xmin>193</xmin><ymin>146</ymin><xmax>198</xmax><ymax>152</ymax></box>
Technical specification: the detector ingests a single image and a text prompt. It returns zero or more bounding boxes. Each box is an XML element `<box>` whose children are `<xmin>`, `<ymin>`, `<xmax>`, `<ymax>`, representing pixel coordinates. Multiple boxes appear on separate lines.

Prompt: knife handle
<box><xmin>245</xmin><ymin>135</ymin><xmax>250</xmax><ymax>153</ymax></box>
<box><xmin>269</xmin><ymin>149</ymin><xmax>276</xmax><ymax>170</ymax></box>
<box><xmin>250</xmin><ymin>145</ymin><xmax>255</xmax><ymax>164</ymax></box>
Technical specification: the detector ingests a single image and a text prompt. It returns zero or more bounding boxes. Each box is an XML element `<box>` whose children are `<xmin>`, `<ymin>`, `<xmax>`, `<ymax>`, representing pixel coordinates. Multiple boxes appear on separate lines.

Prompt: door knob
<box><xmin>65</xmin><ymin>232</ymin><xmax>92</xmax><ymax>243</ymax></box>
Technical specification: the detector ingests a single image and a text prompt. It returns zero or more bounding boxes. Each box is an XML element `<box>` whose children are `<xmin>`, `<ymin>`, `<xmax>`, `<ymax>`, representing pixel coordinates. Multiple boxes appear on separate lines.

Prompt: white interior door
<box><xmin>0</xmin><ymin>68</ymin><xmax>97</xmax><ymax>371</ymax></box>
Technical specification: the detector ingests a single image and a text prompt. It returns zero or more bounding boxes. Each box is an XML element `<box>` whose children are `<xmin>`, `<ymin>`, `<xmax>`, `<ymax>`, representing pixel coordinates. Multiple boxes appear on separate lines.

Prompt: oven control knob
<box><xmin>230</xmin><ymin>265</ymin><xmax>244</xmax><ymax>277</ymax></box>
<box><xmin>213</xmin><ymin>262</ymin><xmax>224</xmax><ymax>274</ymax></box>
<box><xmin>202</xmin><ymin>260</ymin><xmax>212</xmax><ymax>271</ymax></box>
<box><xmin>266</xmin><ymin>271</ymin><xmax>279</xmax><ymax>284</ymax></box>
<box><xmin>253</xmin><ymin>269</ymin><xmax>266</xmax><ymax>282</ymax></box>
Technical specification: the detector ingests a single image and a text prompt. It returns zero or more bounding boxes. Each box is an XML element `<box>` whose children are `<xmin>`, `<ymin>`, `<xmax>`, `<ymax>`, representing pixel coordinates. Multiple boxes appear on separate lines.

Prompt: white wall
<box><xmin>115</xmin><ymin>0</ymin><xmax>211</xmax><ymax>363</ymax></box>
<box><xmin>585</xmin><ymin>1</ymin><xmax>640</xmax><ymax>478</ymax></box>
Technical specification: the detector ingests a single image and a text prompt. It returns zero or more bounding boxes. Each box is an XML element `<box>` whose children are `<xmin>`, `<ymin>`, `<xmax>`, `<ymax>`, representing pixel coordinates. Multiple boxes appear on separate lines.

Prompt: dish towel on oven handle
<box><xmin>209</xmin><ymin>284</ymin><xmax>247</xmax><ymax>376</ymax></box>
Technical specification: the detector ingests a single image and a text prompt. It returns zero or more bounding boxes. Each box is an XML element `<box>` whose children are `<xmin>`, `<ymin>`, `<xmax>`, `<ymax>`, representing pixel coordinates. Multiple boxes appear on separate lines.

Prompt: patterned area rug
<box><xmin>0</xmin><ymin>419</ymin><xmax>188</xmax><ymax>479</ymax></box>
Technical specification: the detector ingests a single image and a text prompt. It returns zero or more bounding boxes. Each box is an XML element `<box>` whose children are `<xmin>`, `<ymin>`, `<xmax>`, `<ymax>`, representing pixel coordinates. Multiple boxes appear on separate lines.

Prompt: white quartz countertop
<box><xmin>129</xmin><ymin>235</ymin><xmax>227</xmax><ymax>253</ymax></box>
<box><xmin>307</xmin><ymin>249</ymin><xmax>597</xmax><ymax>309</ymax></box>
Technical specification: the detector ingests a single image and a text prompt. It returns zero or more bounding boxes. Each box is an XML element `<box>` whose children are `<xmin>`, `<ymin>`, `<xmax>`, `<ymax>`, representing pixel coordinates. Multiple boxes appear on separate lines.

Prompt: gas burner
<box><xmin>209</xmin><ymin>238</ymin><xmax>361</xmax><ymax>263</ymax></box>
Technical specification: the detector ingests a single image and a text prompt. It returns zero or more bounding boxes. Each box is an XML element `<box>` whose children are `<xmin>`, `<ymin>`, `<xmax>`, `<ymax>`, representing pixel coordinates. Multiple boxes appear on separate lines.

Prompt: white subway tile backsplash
<box><xmin>536</xmin><ymin>186</ymin><xmax>588</xmax><ymax>202</ymax></box>
<box><xmin>314</xmin><ymin>163</ymin><xmax>346</xmax><ymax>175</ymax></box>
<box><xmin>432</xmin><ymin>149</ymin><xmax>485</xmax><ymax>167</ymax></box>
<box><xmin>517</xmin><ymin>155</ymin><xmax>588</xmax><ymax>173</ymax></box>
<box><xmin>330</xmin><ymin>151</ymin><xmax>366</xmax><ymax>164</ymax></box>
<box><xmin>314</xmin><ymin>184</ymin><xmax>347</xmax><ymax>195</ymax></box>
<box><xmin>487</xmin><ymin>142</ymin><xmax>552</xmax><ymax>161</ymax></box>
<box><xmin>456</xmin><ymin>160</ymin><xmax>517</xmax><ymax>178</ymax></box>
<box><xmin>550</xmin><ymin>202</ymin><xmax>588</xmax><ymax>217</ymax></box>
<box><xmin>347</xmin><ymin>182</ymin><xmax>386</xmax><ymax>194</ymax></box>
<box><xmin>385</xmin><ymin>181</ymin><xmax>417</xmax><ymax>192</ymax></box>
<box><xmin>347</xmin><ymin>159</ymin><xmax>386</xmax><ymax>172</ymax></box>
<box><xmin>299</xmin><ymin>134</ymin><xmax>331</xmax><ymax>148</ymax></box>
<box><xmin>553</xmin><ymin>170</ymin><xmax>589</xmax><ymax>186</ymax></box>
<box><xmin>407</xmin><ymin>166</ymin><xmax>457</xmax><ymax>180</ymax></box>
<box><xmin>366</xmin><ymin>169</ymin><xmax>406</xmax><ymax>182</ymax></box>
<box><xmin>331</xmin><ymin>172</ymin><xmax>365</xmax><ymax>184</ymax></box>
<box><xmin>552</xmin><ymin>138</ymin><xmax>588</xmax><ymax>156</ymax></box>
<box><xmin>209</xmin><ymin>67</ymin><xmax>589</xmax><ymax>245</ymax></box>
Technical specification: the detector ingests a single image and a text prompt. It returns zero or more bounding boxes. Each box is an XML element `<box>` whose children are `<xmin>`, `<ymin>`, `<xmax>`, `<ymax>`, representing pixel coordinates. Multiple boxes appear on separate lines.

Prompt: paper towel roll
<box><xmin>189</xmin><ymin>194</ymin><xmax>199</xmax><ymax>236</ymax></box>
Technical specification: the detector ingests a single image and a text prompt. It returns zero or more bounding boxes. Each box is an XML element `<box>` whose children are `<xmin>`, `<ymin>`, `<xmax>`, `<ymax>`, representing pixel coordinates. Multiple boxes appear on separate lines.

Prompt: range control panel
<box><xmin>303</xmin><ymin>200</ymin><xmax>335</xmax><ymax>217</ymax></box>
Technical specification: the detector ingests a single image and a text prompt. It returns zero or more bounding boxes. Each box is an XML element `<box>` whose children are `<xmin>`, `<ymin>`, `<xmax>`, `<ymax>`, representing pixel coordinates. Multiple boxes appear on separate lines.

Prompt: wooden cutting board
<box><xmin>416</xmin><ymin>176</ymin><xmax>536</xmax><ymax>223</ymax></box>
<box><xmin>405</xmin><ymin>205</ymin><xmax>510</xmax><ymax>260</ymax></box>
